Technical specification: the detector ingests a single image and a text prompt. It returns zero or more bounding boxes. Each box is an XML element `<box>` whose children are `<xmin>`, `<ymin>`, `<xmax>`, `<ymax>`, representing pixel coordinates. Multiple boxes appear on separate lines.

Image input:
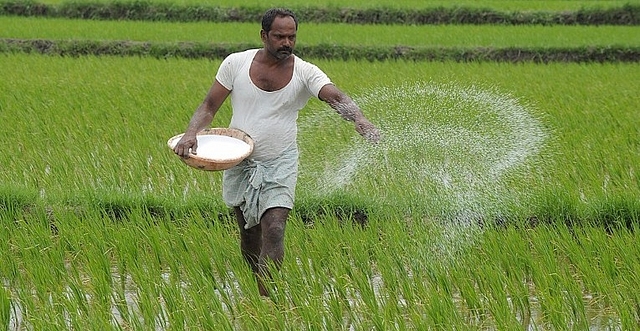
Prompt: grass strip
<box><xmin>2</xmin><ymin>38</ymin><xmax>640</xmax><ymax>62</ymax></box>
<box><xmin>4</xmin><ymin>17</ymin><xmax>640</xmax><ymax>48</ymax></box>
<box><xmin>1</xmin><ymin>1</ymin><xmax>639</xmax><ymax>25</ymax></box>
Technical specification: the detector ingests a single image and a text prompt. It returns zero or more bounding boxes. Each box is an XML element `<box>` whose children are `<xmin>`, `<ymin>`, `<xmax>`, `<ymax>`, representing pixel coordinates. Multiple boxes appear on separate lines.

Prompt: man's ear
<box><xmin>260</xmin><ymin>30</ymin><xmax>267</xmax><ymax>42</ymax></box>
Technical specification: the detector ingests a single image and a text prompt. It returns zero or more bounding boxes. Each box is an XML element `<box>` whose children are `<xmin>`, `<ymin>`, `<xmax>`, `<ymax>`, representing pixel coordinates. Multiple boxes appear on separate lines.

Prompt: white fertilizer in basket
<box><xmin>169</xmin><ymin>135</ymin><xmax>251</xmax><ymax>161</ymax></box>
<box><xmin>192</xmin><ymin>135</ymin><xmax>251</xmax><ymax>161</ymax></box>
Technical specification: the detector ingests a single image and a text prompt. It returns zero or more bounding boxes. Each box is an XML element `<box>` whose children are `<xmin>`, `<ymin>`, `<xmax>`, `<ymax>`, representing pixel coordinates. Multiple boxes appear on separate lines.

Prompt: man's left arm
<box><xmin>318</xmin><ymin>84</ymin><xmax>381</xmax><ymax>143</ymax></box>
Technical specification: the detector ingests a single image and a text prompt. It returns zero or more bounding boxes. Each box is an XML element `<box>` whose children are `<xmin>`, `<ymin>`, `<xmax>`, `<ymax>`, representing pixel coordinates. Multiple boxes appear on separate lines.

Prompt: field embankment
<box><xmin>3</xmin><ymin>38</ymin><xmax>640</xmax><ymax>62</ymax></box>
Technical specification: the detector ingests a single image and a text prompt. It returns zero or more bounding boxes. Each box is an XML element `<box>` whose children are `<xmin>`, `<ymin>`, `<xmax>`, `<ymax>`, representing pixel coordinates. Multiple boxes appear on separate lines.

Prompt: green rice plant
<box><xmin>2</xmin><ymin>200</ymin><xmax>640</xmax><ymax>328</ymax></box>
<box><xmin>525</xmin><ymin>223</ymin><xmax>628</xmax><ymax>329</ymax></box>
<box><xmin>3</xmin><ymin>17</ymin><xmax>640</xmax><ymax>48</ymax></box>
<box><xmin>1</xmin><ymin>54</ymin><xmax>638</xmax><ymax>222</ymax></box>
<box><xmin>466</xmin><ymin>226</ymin><xmax>534</xmax><ymax>328</ymax></box>
<box><xmin>0</xmin><ymin>185</ymin><xmax>38</xmax><ymax>220</ymax></box>
<box><xmin>568</xmin><ymin>226</ymin><xmax>640</xmax><ymax>329</ymax></box>
<box><xmin>0</xmin><ymin>286</ymin><xmax>9</xmax><ymax>331</ymax></box>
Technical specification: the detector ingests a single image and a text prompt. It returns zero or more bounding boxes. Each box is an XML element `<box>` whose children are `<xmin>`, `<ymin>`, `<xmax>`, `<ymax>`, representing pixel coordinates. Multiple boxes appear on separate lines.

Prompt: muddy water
<box><xmin>5</xmin><ymin>270</ymin><xmax>622</xmax><ymax>330</ymax></box>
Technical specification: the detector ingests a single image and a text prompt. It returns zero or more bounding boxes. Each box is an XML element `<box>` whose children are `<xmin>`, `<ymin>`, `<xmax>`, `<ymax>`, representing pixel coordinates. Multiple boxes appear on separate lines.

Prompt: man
<box><xmin>173</xmin><ymin>8</ymin><xmax>380</xmax><ymax>296</ymax></box>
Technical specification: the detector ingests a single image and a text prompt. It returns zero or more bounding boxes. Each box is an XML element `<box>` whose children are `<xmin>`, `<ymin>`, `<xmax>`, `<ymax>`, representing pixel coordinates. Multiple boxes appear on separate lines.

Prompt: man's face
<box><xmin>261</xmin><ymin>15</ymin><xmax>297</xmax><ymax>61</ymax></box>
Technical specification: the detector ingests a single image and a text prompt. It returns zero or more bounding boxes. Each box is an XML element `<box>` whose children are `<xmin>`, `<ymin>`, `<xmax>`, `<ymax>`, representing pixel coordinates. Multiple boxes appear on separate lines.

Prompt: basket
<box><xmin>167</xmin><ymin>128</ymin><xmax>254</xmax><ymax>171</ymax></box>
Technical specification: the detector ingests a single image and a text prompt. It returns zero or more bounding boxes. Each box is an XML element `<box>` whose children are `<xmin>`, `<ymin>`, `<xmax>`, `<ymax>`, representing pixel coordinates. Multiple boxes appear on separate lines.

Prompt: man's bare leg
<box><xmin>234</xmin><ymin>206</ymin><xmax>289</xmax><ymax>296</ymax></box>
<box><xmin>234</xmin><ymin>207</ymin><xmax>262</xmax><ymax>275</ymax></box>
<box><xmin>258</xmin><ymin>207</ymin><xmax>289</xmax><ymax>296</ymax></box>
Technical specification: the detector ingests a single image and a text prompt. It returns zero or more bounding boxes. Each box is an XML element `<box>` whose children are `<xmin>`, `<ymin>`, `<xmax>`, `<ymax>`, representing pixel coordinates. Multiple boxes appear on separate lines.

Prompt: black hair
<box><xmin>261</xmin><ymin>8</ymin><xmax>298</xmax><ymax>33</ymax></box>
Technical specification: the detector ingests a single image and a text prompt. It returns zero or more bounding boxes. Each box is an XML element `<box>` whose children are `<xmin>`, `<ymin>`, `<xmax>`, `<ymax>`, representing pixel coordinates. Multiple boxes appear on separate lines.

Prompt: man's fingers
<box><xmin>172</xmin><ymin>145</ymin><xmax>183</xmax><ymax>156</ymax></box>
<box><xmin>190</xmin><ymin>139</ymin><xmax>198</xmax><ymax>156</ymax></box>
<box><xmin>173</xmin><ymin>137</ymin><xmax>198</xmax><ymax>158</ymax></box>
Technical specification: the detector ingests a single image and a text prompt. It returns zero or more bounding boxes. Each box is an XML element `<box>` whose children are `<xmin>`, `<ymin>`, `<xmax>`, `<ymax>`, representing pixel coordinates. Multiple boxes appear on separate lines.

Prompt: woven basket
<box><xmin>167</xmin><ymin>128</ymin><xmax>254</xmax><ymax>171</ymax></box>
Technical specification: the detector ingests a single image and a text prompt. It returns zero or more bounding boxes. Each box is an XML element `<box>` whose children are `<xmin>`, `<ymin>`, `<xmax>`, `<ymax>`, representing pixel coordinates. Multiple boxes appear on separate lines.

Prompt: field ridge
<box><xmin>1</xmin><ymin>1</ymin><xmax>639</xmax><ymax>25</ymax></box>
<box><xmin>3</xmin><ymin>38</ymin><xmax>640</xmax><ymax>62</ymax></box>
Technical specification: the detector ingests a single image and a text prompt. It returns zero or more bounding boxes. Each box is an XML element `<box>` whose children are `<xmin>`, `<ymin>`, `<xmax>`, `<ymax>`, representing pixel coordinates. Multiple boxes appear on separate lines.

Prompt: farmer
<box><xmin>173</xmin><ymin>8</ymin><xmax>380</xmax><ymax>296</ymax></box>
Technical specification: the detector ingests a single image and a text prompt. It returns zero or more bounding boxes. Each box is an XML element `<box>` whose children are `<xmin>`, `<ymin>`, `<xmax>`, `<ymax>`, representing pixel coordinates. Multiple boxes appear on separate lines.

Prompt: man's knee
<box><xmin>261</xmin><ymin>208</ymin><xmax>289</xmax><ymax>242</ymax></box>
<box><xmin>262</xmin><ymin>207</ymin><xmax>289</xmax><ymax>224</ymax></box>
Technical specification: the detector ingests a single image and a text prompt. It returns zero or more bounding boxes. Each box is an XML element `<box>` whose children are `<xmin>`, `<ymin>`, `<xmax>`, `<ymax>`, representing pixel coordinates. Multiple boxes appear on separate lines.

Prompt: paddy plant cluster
<box><xmin>1</xmin><ymin>208</ymin><xmax>638</xmax><ymax>329</ymax></box>
<box><xmin>1</xmin><ymin>55</ymin><xmax>638</xmax><ymax>223</ymax></box>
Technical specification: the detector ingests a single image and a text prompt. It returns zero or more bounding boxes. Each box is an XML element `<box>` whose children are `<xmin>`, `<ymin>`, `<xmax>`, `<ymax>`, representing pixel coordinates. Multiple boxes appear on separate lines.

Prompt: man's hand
<box><xmin>355</xmin><ymin>117</ymin><xmax>381</xmax><ymax>143</ymax></box>
<box><xmin>173</xmin><ymin>133</ymin><xmax>198</xmax><ymax>158</ymax></box>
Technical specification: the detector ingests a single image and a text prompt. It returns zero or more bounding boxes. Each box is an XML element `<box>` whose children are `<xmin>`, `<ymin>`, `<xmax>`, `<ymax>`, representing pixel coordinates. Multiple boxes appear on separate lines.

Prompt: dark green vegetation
<box><xmin>3</xmin><ymin>38</ymin><xmax>639</xmax><ymax>62</ymax></box>
<box><xmin>2</xmin><ymin>1</ymin><xmax>639</xmax><ymax>25</ymax></box>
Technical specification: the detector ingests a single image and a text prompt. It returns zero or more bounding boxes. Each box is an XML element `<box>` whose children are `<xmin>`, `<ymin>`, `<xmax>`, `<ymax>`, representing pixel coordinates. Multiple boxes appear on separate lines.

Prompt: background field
<box><xmin>3</xmin><ymin>16</ymin><xmax>640</xmax><ymax>47</ymax></box>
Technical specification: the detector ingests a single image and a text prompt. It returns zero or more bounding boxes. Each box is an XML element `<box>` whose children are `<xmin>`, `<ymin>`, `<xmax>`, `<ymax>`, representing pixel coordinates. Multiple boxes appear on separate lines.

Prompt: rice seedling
<box><xmin>2</xmin><ymin>197</ymin><xmax>639</xmax><ymax>328</ymax></box>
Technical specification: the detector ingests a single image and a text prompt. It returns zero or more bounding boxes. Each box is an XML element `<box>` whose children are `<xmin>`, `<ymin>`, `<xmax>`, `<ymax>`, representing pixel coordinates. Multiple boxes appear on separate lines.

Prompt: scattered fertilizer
<box><xmin>304</xmin><ymin>81</ymin><xmax>547</xmax><ymax>221</ymax></box>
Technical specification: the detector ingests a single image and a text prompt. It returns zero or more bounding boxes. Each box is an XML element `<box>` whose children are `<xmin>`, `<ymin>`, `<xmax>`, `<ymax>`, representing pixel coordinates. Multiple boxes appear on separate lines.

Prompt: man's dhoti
<box><xmin>222</xmin><ymin>145</ymin><xmax>298</xmax><ymax>229</ymax></box>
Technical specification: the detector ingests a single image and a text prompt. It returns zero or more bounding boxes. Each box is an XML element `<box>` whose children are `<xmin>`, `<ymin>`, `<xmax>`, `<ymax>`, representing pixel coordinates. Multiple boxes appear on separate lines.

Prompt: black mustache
<box><xmin>279</xmin><ymin>47</ymin><xmax>292</xmax><ymax>53</ymax></box>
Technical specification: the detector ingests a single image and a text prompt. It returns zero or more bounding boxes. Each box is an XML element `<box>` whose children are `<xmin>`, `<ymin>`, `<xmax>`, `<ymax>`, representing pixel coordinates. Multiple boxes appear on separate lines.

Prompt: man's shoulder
<box><xmin>219</xmin><ymin>49</ymin><xmax>259</xmax><ymax>76</ymax></box>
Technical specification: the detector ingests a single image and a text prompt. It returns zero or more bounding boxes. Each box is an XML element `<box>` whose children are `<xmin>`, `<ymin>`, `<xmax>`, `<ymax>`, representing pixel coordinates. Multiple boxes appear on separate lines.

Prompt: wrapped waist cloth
<box><xmin>222</xmin><ymin>145</ymin><xmax>298</xmax><ymax>229</ymax></box>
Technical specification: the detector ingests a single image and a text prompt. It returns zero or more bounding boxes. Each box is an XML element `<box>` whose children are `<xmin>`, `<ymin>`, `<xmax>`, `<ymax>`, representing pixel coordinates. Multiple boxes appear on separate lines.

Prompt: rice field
<box><xmin>1</xmin><ymin>0</ymin><xmax>639</xmax><ymax>330</ymax></box>
<box><xmin>1</xmin><ymin>55</ymin><xmax>638</xmax><ymax>214</ymax></box>
<box><xmin>3</xmin><ymin>17</ymin><xmax>640</xmax><ymax>47</ymax></box>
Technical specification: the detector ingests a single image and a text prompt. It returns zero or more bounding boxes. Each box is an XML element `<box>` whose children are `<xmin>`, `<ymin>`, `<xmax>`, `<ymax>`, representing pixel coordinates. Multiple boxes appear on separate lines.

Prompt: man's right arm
<box><xmin>173</xmin><ymin>80</ymin><xmax>231</xmax><ymax>158</ymax></box>
<box><xmin>318</xmin><ymin>84</ymin><xmax>380</xmax><ymax>143</ymax></box>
